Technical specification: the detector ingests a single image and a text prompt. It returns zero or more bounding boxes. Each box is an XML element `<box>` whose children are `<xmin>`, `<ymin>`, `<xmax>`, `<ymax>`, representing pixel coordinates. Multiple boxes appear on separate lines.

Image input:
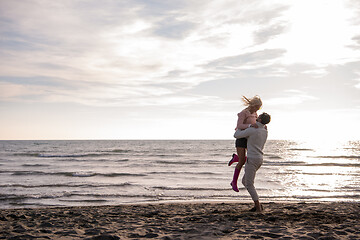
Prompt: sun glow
<box><xmin>266</xmin><ymin>108</ymin><xmax>360</xmax><ymax>142</ymax></box>
<box><xmin>271</xmin><ymin>0</ymin><xmax>357</xmax><ymax>65</ymax></box>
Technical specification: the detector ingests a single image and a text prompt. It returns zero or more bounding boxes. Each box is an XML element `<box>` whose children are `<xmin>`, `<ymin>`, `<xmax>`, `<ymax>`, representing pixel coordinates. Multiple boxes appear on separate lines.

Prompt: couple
<box><xmin>229</xmin><ymin>96</ymin><xmax>271</xmax><ymax>212</ymax></box>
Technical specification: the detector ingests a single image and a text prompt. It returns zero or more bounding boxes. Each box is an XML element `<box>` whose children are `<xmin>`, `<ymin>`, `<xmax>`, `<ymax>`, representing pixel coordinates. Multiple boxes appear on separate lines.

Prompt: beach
<box><xmin>1</xmin><ymin>201</ymin><xmax>360</xmax><ymax>239</ymax></box>
<box><xmin>1</xmin><ymin>140</ymin><xmax>359</xmax><ymax>239</ymax></box>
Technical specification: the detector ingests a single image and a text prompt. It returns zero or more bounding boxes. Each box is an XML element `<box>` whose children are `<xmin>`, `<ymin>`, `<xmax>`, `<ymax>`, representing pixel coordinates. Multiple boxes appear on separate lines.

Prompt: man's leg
<box><xmin>242</xmin><ymin>159</ymin><xmax>263</xmax><ymax>212</ymax></box>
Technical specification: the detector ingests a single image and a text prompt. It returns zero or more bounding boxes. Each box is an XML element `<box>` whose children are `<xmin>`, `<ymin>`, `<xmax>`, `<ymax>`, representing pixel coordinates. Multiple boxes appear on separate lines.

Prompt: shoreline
<box><xmin>1</xmin><ymin>201</ymin><xmax>359</xmax><ymax>239</ymax></box>
<box><xmin>3</xmin><ymin>197</ymin><xmax>359</xmax><ymax>210</ymax></box>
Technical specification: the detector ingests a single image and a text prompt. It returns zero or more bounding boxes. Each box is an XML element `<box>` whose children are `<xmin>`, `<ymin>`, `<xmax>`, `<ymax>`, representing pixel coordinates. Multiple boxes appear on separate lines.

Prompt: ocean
<box><xmin>0</xmin><ymin>140</ymin><xmax>359</xmax><ymax>209</ymax></box>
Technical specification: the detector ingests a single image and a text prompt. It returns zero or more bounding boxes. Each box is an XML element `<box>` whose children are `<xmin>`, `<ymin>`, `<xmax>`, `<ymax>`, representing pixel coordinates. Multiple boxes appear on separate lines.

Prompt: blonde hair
<box><xmin>242</xmin><ymin>95</ymin><xmax>262</xmax><ymax>107</ymax></box>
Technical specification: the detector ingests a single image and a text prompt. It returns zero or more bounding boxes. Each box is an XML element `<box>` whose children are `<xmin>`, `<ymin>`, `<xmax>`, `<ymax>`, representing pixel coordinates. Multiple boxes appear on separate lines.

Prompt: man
<box><xmin>233</xmin><ymin>112</ymin><xmax>271</xmax><ymax>212</ymax></box>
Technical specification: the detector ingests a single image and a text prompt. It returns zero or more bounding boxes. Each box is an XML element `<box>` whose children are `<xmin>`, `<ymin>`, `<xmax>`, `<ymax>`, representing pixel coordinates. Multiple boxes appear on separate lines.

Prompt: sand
<box><xmin>1</xmin><ymin>201</ymin><xmax>360</xmax><ymax>239</ymax></box>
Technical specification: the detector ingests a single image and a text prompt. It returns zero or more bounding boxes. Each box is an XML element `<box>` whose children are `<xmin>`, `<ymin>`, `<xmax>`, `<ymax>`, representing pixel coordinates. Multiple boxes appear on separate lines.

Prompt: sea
<box><xmin>0</xmin><ymin>140</ymin><xmax>359</xmax><ymax>209</ymax></box>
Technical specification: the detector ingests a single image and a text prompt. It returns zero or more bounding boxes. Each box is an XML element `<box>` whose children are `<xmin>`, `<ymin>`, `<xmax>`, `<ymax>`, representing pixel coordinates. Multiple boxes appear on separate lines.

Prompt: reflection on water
<box><xmin>0</xmin><ymin>139</ymin><xmax>359</xmax><ymax>208</ymax></box>
<box><xmin>266</xmin><ymin>140</ymin><xmax>360</xmax><ymax>201</ymax></box>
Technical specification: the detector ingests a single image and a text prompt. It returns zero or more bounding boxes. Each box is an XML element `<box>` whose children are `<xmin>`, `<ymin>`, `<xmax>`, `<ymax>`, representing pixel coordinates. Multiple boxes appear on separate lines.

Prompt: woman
<box><xmin>229</xmin><ymin>95</ymin><xmax>262</xmax><ymax>192</ymax></box>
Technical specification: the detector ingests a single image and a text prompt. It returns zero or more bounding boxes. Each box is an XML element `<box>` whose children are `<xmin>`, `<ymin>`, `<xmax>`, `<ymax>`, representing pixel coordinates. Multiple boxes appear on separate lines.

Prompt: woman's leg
<box><xmin>231</xmin><ymin>147</ymin><xmax>246</xmax><ymax>192</ymax></box>
<box><xmin>235</xmin><ymin>147</ymin><xmax>246</xmax><ymax>170</ymax></box>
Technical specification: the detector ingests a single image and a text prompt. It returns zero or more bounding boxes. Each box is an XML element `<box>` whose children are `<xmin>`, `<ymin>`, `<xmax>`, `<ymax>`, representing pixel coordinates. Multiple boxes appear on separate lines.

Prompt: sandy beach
<box><xmin>1</xmin><ymin>201</ymin><xmax>359</xmax><ymax>239</ymax></box>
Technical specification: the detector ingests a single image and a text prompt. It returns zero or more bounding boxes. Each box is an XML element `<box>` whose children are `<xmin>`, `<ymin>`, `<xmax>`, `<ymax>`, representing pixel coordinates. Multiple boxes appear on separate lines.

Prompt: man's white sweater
<box><xmin>234</xmin><ymin>122</ymin><xmax>268</xmax><ymax>159</ymax></box>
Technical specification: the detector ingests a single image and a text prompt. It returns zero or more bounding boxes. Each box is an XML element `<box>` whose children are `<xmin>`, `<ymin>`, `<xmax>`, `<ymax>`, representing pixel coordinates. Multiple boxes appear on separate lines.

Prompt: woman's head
<box><xmin>242</xmin><ymin>95</ymin><xmax>262</xmax><ymax>112</ymax></box>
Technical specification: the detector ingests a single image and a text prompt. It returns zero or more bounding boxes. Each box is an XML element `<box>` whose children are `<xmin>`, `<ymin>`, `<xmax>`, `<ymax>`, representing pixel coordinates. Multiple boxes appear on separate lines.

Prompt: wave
<box><xmin>152</xmin><ymin>186</ymin><xmax>230</xmax><ymax>191</ymax></box>
<box><xmin>56</xmin><ymin>158</ymin><xmax>129</xmax><ymax>162</ymax></box>
<box><xmin>0</xmin><ymin>194</ymin><xmax>27</xmax><ymax>201</ymax></box>
<box><xmin>150</xmin><ymin>186</ymin><xmax>269</xmax><ymax>191</ymax></box>
<box><xmin>4</xmin><ymin>191</ymin><xmax>357</xmax><ymax>202</ymax></box>
<box><xmin>13</xmin><ymin>153</ymin><xmax>41</xmax><ymax>157</ymax></box>
<box><xmin>313</xmin><ymin>155</ymin><xmax>360</xmax><ymax>159</ymax></box>
<box><xmin>292</xmin><ymin>194</ymin><xmax>360</xmax><ymax>200</ymax></box>
<box><xmin>0</xmin><ymin>193</ymin><xmax>65</xmax><ymax>201</ymax></box>
<box><xmin>39</xmin><ymin>153</ymin><xmax>108</xmax><ymax>158</ymax></box>
<box><xmin>109</xmin><ymin>149</ymin><xmax>132</xmax><ymax>153</ymax></box>
<box><xmin>266</xmin><ymin>155</ymin><xmax>283</xmax><ymax>159</ymax></box>
<box><xmin>3</xmin><ymin>170</ymin><xmax>219</xmax><ymax>177</ymax></box>
<box><xmin>65</xmin><ymin>193</ymin><xmax>162</xmax><ymax>199</ymax></box>
<box><xmin>0</xmin><ymin>182</ymin><xmax>133</xmax><ymax>188</ymax></box>
<box><xmin>154</xmin><ymin>160</ymin><xmax>196</xmax><ymax>165</ymax></box>
<box><xmin>303</xmin><ymin>163</ymin><xmax>360</xmax><ymax>167</ymax></box>
<box><xmin>273</xmin><ymin>170</ymin><xmax>357</xmax><ymax>176</ymax></box>
<box><xmin>289</xmin><ymin>148</ymin><xmax>314</xmax><ymax>151</ymax></box>
<box><xmin>59</xmin><ymin>199</ymin><xmax>108</xmax><ymax>203</ymax></box>
<box><xmin>304</xmin><ymin>188</ymin><xmax>360</xmax><ymax>193</ymax></box>
<box><xmin>5</xmin><ymin>170</ymin><xmax>146</xmax><ymax>177</ymax></box>
<box><xmin>150</xmin><ymin>154</ymin><xmax>184</xmax><ymax>158</ymax></box>
<box><xmin>148</xmin><ymin>171</ymin><xmax>219</xmax><ymax>175</ymax></box>
<box><xmin>13</xmin><ymin>152</ymin><xmax>105</xmax><ymax>158</ymax></box>
<box><xmin>21</xmin><ymin>164</ymin><xmax>50</xmax><ymax>167</ymax></box>
<box><xmin>2</xmin><ymin>192</ymin><xmax>359</xmax><ymax>208</ymax></box>
<box><xmin>153</xmin><ymin>160</ymin><xmax>222</xmax><ymax>165</ymax></box>
<box><xmin>97</xmin><ymin>172</ymin><xmax>146</xmax><ymax>177</ymax></box>
<box><xmin>0</xmin><ymin>192</ymin><xmax>161</xmax><ymax>203</ymax></box>
<box><xmin>301</xmin><ymin>172</ymin><xmax>360</xmax><ymax>176</ymax></box>
<box><xmin>116</xmin><ymin>159</ymin><xmax>130</xmax><ymax>162</ymax></box>
<box><xmin>13</xmin><ymin>152</ymin><xmax>127</xmax><ymax>158</ymax></box>
<box><xmin>264</xmin><ymin>161</ymin><xmax>360</xmax><ymax>167</ymax></box>
<box><xmin>264</xmin><ymin>161</ymin><xmax>306</xmax><ymax>166</ymax></box>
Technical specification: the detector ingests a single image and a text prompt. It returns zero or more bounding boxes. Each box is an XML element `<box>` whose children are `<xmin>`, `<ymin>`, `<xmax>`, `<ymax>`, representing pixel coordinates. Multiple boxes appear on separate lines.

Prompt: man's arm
<box><xmin>233</xmin><ymin>128</ymin><xmax>254</xmax><ymax>139</ymax></box>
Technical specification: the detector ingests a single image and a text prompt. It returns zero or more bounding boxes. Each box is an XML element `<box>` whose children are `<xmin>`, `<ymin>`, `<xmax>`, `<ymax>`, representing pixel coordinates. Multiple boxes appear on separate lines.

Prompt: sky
<box><xmin>0</xmin><ymin>0</ymin><xmax>360</xmax><ymax>141</ymax></box>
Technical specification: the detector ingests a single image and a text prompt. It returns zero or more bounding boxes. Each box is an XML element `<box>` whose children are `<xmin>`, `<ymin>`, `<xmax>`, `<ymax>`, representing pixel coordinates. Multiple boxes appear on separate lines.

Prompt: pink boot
<box><xmin>228</xmin><ymin>154</ymin><xmax>247</xmax><ymax>166</ymax></box>
<box><xmin>230</xmin><ymin>168</ymin><xmax>240</xmax><ymax>192</ymax></box>
<box><xmin>228</xmin><ymin>154</ymin><xmax>239</xmax><ymax>166</ymax></box>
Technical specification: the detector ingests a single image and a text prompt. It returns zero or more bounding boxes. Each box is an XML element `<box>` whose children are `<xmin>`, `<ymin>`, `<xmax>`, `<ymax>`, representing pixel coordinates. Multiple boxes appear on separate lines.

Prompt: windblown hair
<box><xmin>242</xmin><ymin>95</ymin><xmax>262</xmax><ymax>107</ymax></box>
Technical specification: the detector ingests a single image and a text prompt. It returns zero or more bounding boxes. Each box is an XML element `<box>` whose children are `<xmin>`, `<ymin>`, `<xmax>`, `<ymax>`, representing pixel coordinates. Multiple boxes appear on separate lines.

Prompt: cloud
<box><xmin>356</xmin><ymin>81</ymin><xmax>360</xmax><ymax>89</ymax></box>
<box><xmin>354</xmin><ymin>70</ymin><xmax>360</xmax><ymax>89</ymax></box>
<box><xmin>204</xmin><ymin>48</ymin><xmax>286</xmax><ymax>69</ymax></box>
<box><xmin>1</xmin><ymin>0</ymin><xmax>360</xmax><ymax>140</ymax></box>
<box><xmin>348</xmin><ymin>35</ymin><xmax>360</xmax><ymax>50</ymax></box>
<box><xmin>0</xmin><ymin>74</ymin><xmax>206</xmax><ymax>107</ymax></box>
<box><xmin>0</xmin><ymin>0</ymin><xmax>359</xmax><ymax>111</ymax></box>
<box><xmin>265</xmin><ymin>90</ymin><xmax>318</xmax><ymax>107</ymax></box>
<box><xmin>253</xmin><ymin>22</ymin><xmax>288</xmax><ymax>45</ymax></box>
<box><xmin>152</xmin><ymin>17</ymin><xmax>196</xmax><ymax>39</ymax></box>
<box><xmin>220</xmin><ymin>2</ymin><xmax>289</xmax><ymax>25</ymax></box>
<box><xmin>0</xmin><ymin>82</ymin><xmax>34</xmax><ymax>99</ymax></box>
<box><xmin>346</xmin><ymin>0</ymin><xmax>360</xmax><ymax>24</ymax></box>
<box><xmin>133</xmin><ymin>0</ymin><xmax>188</xmax><ymax>16</ymax></box>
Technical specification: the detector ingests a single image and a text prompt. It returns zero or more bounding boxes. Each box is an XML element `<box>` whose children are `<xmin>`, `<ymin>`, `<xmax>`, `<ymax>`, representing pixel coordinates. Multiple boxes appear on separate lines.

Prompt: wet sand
<box><xmin>1</xmin><ymin>201</ymin><xmax>360</xmax><ymax>239</ymax></box>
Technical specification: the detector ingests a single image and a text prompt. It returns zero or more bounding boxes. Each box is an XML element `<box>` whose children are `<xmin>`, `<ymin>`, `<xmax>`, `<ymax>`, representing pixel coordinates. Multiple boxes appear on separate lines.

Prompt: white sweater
<box><xmin>233</xmin><ymin>122</ymin><xmax>268</xmax><ymax>159</ymax></box>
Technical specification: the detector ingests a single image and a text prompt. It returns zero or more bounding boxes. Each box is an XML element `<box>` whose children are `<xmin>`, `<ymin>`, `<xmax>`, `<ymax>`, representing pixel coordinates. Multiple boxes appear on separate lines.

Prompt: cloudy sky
<box><xmin>1</xmin><ymin>0</ymin><xmax>360</xmax><ymax>141</ymax></box>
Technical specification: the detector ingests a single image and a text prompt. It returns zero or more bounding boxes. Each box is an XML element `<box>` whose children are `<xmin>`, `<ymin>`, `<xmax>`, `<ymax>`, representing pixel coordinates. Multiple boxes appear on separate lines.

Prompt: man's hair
<box><xmin>259</xmin><ymin>112</ymin><xmax>271</xmax><ymax>124</ymax></box>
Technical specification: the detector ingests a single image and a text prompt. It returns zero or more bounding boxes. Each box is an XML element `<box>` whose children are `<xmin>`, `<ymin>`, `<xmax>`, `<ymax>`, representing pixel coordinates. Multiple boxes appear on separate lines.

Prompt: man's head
<box><xmin>257</xmin><ymin>112</ymin><xmax>271</xmax><ymax>125</ymax></box>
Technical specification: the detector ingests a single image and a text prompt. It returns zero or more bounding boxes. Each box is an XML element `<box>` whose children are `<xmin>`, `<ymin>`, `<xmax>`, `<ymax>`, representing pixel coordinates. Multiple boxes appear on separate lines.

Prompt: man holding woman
<box><xmin>229</xmin><ymin>96</ymin><xmax>263</xmax><ymax>192</ymax></box>
<box><xmin>229</xmin><ymin>95</ymin><xmax>271</xmax><ymax>212</ymax></box>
